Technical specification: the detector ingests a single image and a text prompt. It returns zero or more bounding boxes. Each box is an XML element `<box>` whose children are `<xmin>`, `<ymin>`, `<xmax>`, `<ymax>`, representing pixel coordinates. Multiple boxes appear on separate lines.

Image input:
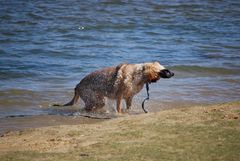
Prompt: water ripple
<box><xmin>0</xmin><ymin>0</ymin><xmax>239</xmax><ymax>117</ymax></box>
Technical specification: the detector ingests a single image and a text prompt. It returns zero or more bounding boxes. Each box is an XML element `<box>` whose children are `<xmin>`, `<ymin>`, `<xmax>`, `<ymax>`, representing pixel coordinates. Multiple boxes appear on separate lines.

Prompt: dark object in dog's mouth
<box><xmin>159</xmin><ymin>69</ymin><xmax>174</xmax><ymax>78</ymax></box>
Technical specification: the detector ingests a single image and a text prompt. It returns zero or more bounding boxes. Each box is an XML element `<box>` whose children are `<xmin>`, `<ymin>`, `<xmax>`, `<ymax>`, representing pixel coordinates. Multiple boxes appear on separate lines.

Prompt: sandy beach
<box><xmin>0</xmin><ymin>101</ymin><xmax>239</xmax><ymax>161</ymax></box>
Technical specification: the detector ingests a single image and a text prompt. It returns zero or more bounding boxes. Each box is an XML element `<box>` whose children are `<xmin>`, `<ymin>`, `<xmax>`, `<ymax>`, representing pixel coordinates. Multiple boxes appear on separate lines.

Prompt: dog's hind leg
<box><xmin>85</xmin><ymin>102</ymin><xmax>94</xmax><ymax>112</ymax></box>
<box><xmin>81</xmin><ymin>93</ymin><xmax>94</xmax><ymax>111</ymax></box>
<box><xmin>84</xmin><ymin>100</ymin><xmax>105</xmax><ymax>112</ymax></box>
<box><xmin>81</xmin><ymin>90</ymin><xmax>105</xmax><ymax>112</ymax></box>
<box><xmin>94</xmin><ymin>94</ymin><xmax>105</xmax><ymax>110</ymax></box>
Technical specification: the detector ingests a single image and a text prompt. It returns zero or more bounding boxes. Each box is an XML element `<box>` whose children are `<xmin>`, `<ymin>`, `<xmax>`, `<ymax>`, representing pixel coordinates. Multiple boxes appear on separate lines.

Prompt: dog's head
<box><xmin>143</xmin><ymin>61</ymin><xmax>174</xmax><ymax>83</ymax></box>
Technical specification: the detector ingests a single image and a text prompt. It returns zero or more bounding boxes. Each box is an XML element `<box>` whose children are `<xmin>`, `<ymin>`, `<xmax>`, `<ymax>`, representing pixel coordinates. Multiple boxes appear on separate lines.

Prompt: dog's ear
<box><xmin>154</xmin><ymin>61</ymin><xmax>161</xmax><ymax>65</ymax></box>
<box><xmin>148</xmin><ymin>70</ymin><xmax>159</xmax><ymax>82</ymax></box>
<box><xmin>116</xmin><ymin>63</ymin><xmax>126</xmax><ymax>71</ymax></box>
<box><xmin>143</xmin><ymin>64</ymin><xmax>158</xmax><ymax>83</ymax></box>
<box><xmin>113</xmin><ymin>63</ymin><xmax>126</xmax><ymax>79</ymax></box>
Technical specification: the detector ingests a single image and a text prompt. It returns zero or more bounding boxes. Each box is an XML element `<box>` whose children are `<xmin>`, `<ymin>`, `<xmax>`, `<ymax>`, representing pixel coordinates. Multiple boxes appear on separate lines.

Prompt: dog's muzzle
<box><xmin>159</xmin><ymin>69</ymin><xmax>174</xmax><ymax>78</ymax></box>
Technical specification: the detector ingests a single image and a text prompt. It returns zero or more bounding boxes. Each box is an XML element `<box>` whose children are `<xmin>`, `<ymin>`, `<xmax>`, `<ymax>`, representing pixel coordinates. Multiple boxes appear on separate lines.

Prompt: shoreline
<box><xmin>0</xmin><ymin>101</ymin><xmax>239</xmax><ymax>160</ymax></box>
<box><xmin>0</xmin><ymin>100</ymin><xmax>206</xmax><ymax>135</ymax></box>
<box><xmin>0</xmin><ymin>100</ymin><xmax>231</xmax><ymax>135</ymax></box>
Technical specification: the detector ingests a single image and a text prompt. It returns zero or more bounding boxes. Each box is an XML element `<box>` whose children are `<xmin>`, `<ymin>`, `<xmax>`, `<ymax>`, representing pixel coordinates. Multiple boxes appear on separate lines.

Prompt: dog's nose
<box><xmin>159</xmin><ymin>69</ymin><xmax>174</xmax><ymax>78</ymax></box>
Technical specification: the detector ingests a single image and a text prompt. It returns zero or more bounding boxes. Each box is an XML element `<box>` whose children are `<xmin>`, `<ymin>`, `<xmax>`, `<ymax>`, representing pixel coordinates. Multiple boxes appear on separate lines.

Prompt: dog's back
<box><xmin>77</xmin><ymin>66</ymin><xmax>119</xmax><ymax>99</ymax></box>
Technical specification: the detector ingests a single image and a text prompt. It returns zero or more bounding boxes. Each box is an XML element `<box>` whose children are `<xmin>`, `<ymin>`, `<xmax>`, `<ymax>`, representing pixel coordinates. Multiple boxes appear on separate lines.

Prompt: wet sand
<box><xmin>0</xmin><ymin>115</ymin><xmax>108</xmax><ymax>135</ymax></box>
<box><xmin>0</xmin><ymin>100</ymin><xmax>203</xmax><ymax>135</ymax></box>
<box><xmin>0</xmin><ymin>100</ymin><xmax>208</xmax><ymax>135</ymax></box>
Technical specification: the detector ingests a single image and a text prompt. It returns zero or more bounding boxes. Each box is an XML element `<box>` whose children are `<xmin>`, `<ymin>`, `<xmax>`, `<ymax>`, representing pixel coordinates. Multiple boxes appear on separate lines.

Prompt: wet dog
<box><xmin>55</xmin><ymin>62</ymin><xmax>174</xmax><ymax>113</ymax></box>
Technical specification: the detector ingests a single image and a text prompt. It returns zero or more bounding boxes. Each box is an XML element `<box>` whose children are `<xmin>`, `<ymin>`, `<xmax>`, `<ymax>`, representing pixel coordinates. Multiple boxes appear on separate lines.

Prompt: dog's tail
<box><xmin>53</xmin><ymin>88</ymin><xmax>80</xmax><ymax>107</ymax></box>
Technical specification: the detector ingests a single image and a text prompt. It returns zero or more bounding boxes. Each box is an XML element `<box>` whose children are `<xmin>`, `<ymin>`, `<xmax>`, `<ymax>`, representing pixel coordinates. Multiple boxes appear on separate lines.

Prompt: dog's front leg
<box><xmin>116</xmin><ymin>95</ymin><xmax>123</xmax><ymax>113</ymax></box>
<box><xmin>125</xmin><ymin>96</ymin><xmax>133</xmax><ymax>110</ymax></box>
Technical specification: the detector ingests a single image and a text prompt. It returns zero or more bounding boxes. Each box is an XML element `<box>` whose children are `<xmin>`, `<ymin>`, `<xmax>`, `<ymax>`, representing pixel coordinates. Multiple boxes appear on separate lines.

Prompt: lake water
<box><xmin>0</xmin><ymin>0</ymin><xmax>240</xmax><ymax>119</ymax></box>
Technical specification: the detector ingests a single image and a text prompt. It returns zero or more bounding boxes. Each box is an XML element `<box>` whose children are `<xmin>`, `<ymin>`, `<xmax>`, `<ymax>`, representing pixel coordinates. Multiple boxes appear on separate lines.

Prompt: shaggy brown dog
<box><xmin>58</xmin><ymin>62</ymin><xmax>174</xmax><ymax>113</ymax></box>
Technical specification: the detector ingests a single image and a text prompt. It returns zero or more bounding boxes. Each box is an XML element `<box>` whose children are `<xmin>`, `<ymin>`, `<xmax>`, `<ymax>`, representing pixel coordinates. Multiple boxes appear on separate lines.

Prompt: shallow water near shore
<box><xmin>0</xmin><ymin>1</ymin><xmax>240</xmax><ymax>131</ymax></box>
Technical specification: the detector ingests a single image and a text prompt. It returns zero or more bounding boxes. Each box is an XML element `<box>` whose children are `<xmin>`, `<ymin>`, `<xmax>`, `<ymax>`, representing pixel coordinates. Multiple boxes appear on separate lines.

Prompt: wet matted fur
<box><xmin>56</xmin><ymin>62</ymin><xmax>174</xmax><ymax>113</ymax></box>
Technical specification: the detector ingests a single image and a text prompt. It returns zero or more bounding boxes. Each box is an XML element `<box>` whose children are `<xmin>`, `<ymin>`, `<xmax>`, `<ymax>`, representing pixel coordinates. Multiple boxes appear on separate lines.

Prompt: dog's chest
<box><xmin>124</xmin><ymin>78</ymin><xmax>144</xmax><ymax>96</ymax></box>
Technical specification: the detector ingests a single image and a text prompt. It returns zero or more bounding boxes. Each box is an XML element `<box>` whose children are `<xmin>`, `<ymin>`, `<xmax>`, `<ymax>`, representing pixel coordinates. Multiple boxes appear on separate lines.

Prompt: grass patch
<box><xmin>0</xmin><ymin>151</ymin><xmax>65</xmax><ymax>161</ymax></box>
<box><xmin>0</xmin><ymin>101</ymin><xmax>240</xmax><ymax>161</ymax></box>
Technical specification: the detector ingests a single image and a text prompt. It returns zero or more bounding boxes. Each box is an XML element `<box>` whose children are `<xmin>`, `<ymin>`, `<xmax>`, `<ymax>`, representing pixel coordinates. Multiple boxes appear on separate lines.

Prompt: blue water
<box><xmin>0</xmin><ymin>0</ymin><xmax>240</xmax><ymax>118</ymax></box>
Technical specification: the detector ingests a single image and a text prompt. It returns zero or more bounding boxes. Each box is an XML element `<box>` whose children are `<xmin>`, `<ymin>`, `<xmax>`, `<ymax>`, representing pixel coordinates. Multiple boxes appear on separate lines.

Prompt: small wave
<box><xmin>0</xmin><ymin>88</ymin><xmax>71</xmax><ymax>108</ymax></box>
<box><xmin>27</xmin><ymin>12</ymin><xmax>45</xmax><ymax>20</ymax></box>
<box><xmin>15</xmin><ymin>20</ymin><xmax>37</xmax><ymax>26</ymax></box>
<box><xmin>0</xmin><ymin>70</ymin><xmax>38</xmax><ymax>80</ymax></box>
<box><xmin>28</xmin><ymin>48</ymin><xmax>45</xmax><ymax>54</ymax></box>
<box><xmin>0</xmin><ymin>89</ymin><xmax>41</xmax><ymax>106</ymax></box>
<box><xmin>223</xmin><ymin>45</ymin><xmax>240</xmax><ymax>50</ymax></box>
<box><xmin>171</xmin><ymin>65</ymin><xmax>239</xmax><ymax>76</ymax></box>
<box><xmin>0</xmin><ymin>49</ymin><xmax>8</xmax><ymax>55</ymax></box>
<box><xmin>101</xmin><ymin>0</ymin><xmax>126</xmax><ymax>5</ymax></box>
<box><xmin>84</xmin><ymin>23</ymin><xmax>137</xmax><ymax>31</ymax></box>
<box><xmin>0</xmin><ymin>14</ymin><xmax>12</xmax><ymax>20</ymax></box>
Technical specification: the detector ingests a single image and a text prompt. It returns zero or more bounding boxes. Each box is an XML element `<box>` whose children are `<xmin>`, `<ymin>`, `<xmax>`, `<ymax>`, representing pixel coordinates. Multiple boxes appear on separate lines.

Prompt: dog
<box><xmin>55</xmin><ymin>62</ymin><xmax>174</xmax><ymax>113</ymax></box>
